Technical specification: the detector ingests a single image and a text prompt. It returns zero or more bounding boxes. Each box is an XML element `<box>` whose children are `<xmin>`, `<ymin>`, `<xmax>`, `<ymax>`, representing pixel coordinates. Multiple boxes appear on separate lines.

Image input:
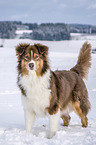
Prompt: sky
<box><xmin>0</xmin><ymin>0</ymin><xmax>96</xmax><ymax>25</ymax></box>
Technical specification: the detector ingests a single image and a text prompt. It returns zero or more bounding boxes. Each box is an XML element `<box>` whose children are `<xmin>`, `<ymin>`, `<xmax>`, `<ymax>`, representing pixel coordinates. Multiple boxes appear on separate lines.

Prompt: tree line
<box><xmin>0</xmin><ymin>21</ymin><xmax>96</xmax><ymax>40</ymax></box>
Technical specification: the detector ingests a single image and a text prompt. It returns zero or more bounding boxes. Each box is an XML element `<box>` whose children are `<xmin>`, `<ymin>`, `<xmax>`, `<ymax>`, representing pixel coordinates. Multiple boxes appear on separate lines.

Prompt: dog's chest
<box><xmin>20</xmin><ymin>70</ymin><xmax>51</xmax><ymax>116</ymax></box>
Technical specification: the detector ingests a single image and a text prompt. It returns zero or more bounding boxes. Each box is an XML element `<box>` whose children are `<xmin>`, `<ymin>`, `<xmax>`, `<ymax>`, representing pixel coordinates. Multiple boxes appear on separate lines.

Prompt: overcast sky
<box><xmin>0</xmin><ymin>0</ymin><xmax>96</xmax><ymax>25</ymax></box>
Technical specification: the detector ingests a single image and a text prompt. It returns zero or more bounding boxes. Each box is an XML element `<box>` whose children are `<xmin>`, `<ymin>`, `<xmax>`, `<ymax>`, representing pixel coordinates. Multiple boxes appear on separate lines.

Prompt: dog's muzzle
<box><xmin>29</xmin><ymin>62</ymin><xmax>35</xmax><ymax>70</ymax></box>
<box><xmin>29</xmin><ymin>63</ymin><xmax>34</xmax><ymax>69</ymax></box>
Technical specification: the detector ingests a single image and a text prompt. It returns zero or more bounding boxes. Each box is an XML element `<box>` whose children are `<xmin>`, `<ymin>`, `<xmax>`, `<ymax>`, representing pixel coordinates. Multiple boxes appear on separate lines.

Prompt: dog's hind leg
<box><xmin>73</xmin><ymin>101</ymin><xmax>88</xmax><ymax>127</ymax></box>
<box><xmin>61</xmin><ymin>114</ymin><xmax>71</xmax><ymax>126</ymax></box>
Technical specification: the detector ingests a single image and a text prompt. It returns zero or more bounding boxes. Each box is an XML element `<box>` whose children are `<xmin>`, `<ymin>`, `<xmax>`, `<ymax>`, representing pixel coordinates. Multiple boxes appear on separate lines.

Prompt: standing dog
<box><xmin>16</xmin><ymin>42</ymin><xmax>91</xmax><ymax>138</ymax></box>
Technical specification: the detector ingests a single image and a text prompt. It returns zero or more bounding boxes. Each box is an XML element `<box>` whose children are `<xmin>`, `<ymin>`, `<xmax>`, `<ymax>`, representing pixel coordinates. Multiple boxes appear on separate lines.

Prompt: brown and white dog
<box><xmin>16</xmin><ymin>42</ymin><xmax>91</xmax><ymax>138</ymax></box>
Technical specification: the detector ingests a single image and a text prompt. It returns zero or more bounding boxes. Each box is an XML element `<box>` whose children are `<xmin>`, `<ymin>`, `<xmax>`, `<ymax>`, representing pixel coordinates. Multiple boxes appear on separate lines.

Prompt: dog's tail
<box><xmin>71</xmin><ymin>42</ymin><xmax>91</xmax><ymax>79</ymax></box>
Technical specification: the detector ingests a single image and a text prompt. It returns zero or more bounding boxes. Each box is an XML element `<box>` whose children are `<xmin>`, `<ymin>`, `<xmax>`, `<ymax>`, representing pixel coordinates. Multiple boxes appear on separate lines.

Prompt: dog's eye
<box><xmin>25</xmin><ymin>55</ymin><xmax>29</xmax><ymax>60</ymax></box>
<box><xmin>34</xmin><ymin>55</ymin><xmax>39</xmax><ymax>60</ymax></box>
<box><xmin>35</xmin><ymin>55</ymin><xmax>39</xmax><ymax>59</ymax></box>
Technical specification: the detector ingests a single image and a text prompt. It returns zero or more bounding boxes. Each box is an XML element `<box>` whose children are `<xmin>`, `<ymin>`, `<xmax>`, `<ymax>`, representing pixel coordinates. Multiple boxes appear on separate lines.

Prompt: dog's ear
<box><xmin>16</xmin><ymin>43</ymin><xmax>30</xmax><ymax>57</ymax></box>
<box><xmin>34</xmin><ymin>43</ymin><xmax>48</xmax><ymax>55</ymax></box>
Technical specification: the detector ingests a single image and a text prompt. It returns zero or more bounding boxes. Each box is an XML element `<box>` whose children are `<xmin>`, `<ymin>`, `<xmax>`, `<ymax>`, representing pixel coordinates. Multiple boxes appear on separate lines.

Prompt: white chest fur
<box><xmin>19</xmin><ymin>70</ymin><xmax>51</xmax><ymax>117</ymax></box>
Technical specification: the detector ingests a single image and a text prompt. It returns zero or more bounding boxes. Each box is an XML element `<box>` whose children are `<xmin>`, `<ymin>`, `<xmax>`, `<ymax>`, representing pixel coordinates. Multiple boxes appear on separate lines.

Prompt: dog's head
<box><xmin>16</xmin><ymin>43</ymin><xmax>49</xmax><ymax>76</ymax></box>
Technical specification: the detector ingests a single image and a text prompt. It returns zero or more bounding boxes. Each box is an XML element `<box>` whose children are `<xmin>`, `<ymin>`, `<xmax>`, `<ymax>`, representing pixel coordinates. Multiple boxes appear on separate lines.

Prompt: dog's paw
<box><xmin>47</xmin><ymin>131</ymin><xmax>56</xmax><ymax>139</ymax></box>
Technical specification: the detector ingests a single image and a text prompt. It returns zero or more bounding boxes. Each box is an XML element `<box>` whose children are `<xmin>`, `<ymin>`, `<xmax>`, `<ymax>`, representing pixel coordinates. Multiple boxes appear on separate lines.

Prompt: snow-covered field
<box><xmin>0</xmin><ymin>37</ymin><xmax>96</xmax><ymax>145</ymax></box>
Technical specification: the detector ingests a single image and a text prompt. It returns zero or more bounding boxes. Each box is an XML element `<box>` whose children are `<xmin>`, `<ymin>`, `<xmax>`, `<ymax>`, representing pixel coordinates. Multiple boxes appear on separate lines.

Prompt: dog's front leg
<box><xmin>24</xmin><ymin>109</ymin><xmax>35</xmax><ymax>132</ymax></box>
<box><xmin>49</xmin><ymin>110</ymin><xmax>60</xmax><ymax>138</ymax></box>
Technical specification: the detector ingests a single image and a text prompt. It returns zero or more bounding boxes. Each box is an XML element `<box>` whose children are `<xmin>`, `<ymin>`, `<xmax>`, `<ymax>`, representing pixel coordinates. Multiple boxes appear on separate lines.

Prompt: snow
<box><xmin>15</xmin><ymin>30</ymin><xmax>33</xmax><ymax>39</ymax></box>
<box><xmin>16</xmin><ymin>30</ymin><xmax>32</xmax><ymax>35</ymax></box>
<box><xmin>71</xmin><ymin>33</ymin><xmax>96</xmax><ymax>41</ymax></box>
<box><xmin>0</xmin><ymin>37</ymin><xmax>96</xmax><ymax>145</ymax></box>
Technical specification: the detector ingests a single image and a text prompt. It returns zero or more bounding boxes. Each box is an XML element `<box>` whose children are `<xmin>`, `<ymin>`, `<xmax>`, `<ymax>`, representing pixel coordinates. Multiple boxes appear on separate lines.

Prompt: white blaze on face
<box><xmin>27</xmin><ymin>50</ymin><xmax>36</xmax><ymax>71</ymax></box>
<box><xmin>31</xmin><ymin>50</ymin><xmax>33</xmax><ymax>60</ymax></box>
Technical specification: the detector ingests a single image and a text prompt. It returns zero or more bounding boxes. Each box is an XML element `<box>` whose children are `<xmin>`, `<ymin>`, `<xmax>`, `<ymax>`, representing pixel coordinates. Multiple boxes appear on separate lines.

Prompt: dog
<box><xmin>16</xmin><ymin>42</ymin><xmax>91</xmax><ymax>138</ymax></box>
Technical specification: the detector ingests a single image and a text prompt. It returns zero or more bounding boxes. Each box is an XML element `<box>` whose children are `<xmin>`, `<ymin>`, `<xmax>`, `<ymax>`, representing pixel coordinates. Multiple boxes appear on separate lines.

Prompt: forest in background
<box><xmin>0</xmin><ymin>21</ymin><xmax>96</xmax><ymax>40</ymax></box>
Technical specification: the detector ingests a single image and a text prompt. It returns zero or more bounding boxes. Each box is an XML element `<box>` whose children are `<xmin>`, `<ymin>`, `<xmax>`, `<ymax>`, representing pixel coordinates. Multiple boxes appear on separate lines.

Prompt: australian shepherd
<box><xmin>16</xmin><ymin>42</ymin><xmax>91</xmax><ymax>138</ymax></box>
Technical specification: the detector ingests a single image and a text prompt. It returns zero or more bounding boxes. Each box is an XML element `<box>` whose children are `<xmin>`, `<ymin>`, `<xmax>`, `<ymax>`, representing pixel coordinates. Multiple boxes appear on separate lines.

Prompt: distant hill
<box><xmin>0</xmin><ymin>21</ymin><xmax>71</xmax><ymax>40</ymax></box>
<box><xmin>69</xmin><ymin>24</ymin><xmax>96</xmax><ymax>34</ymax></box>
<box><xmin>0</xmin><ymin>21</ymin><xmax>96</xmax><ymax>40</ymax></box>
<box><xmin>0</xmin><ymin>21</ymin><xmax>17</xmax><ymax>39</ymax></box>
<box><xmin>29</xmin><ymin>23</ymin><xmax>70</xmax><ymax>41</ymax></box>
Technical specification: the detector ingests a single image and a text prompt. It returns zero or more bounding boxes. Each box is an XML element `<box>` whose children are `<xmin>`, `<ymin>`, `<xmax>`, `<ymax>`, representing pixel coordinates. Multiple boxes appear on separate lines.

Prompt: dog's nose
<box><xmin>29</xmin><ymin>63</ymin><xmax>34</xmax><ymax>69</ymax></box>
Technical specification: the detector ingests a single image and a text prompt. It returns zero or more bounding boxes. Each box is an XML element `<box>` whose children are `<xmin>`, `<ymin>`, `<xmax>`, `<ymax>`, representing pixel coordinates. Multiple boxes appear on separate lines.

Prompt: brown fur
<box><xmin>73</xmin><ymin>101</ymin><xmax>88</xmax><ymax>127</ymax></box>
<box><xmin>71</xmin><ymin>42</ymin><xmax>91</xmax><ymax>79</ymax></box>
<box><xmin>16</xmin><ymin>43</ymin><xmax>49</xmax><ymax>76</ymax></box>
<box><xmin>61</xmin><ymin>114</ymin><xmax>71</xmax><ymax>126</ymax></box>
<box><xmin>46</xmin><ymin>42</ymin><xmax>91</xmax><ymax>127</ymax></box>
<box><xmin>16</xmin><ymin>41</ymin><xmax>91</xmax><ymax>127</ymax></box>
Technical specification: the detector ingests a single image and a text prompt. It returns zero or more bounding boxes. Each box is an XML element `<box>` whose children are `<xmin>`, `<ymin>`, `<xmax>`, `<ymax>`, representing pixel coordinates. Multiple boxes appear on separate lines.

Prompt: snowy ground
<box><xmin>0</xmin><ymin>37</ymin><xmax>96</xmax><ymax>145</ymax></box>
